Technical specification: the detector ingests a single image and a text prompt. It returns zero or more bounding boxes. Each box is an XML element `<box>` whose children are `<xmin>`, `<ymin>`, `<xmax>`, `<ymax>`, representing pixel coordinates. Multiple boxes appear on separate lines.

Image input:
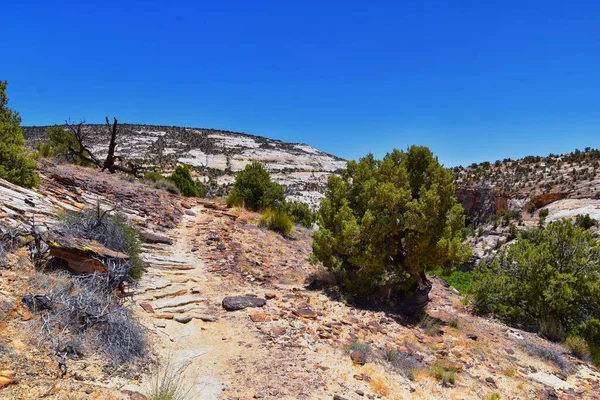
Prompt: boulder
<box><xmin>350</xmin><ymin>350</ymin><xmax>367</xmax><ymax>365</ymax></box>
<box><xmin>140</xmin><ymin>231</ymin><xmax>173</xmax><ymax>245</ymax></box>
<box><xmin>222</xmin><ymin>296</ymin><xmax>266</xmax><ymax>311</ymax></box>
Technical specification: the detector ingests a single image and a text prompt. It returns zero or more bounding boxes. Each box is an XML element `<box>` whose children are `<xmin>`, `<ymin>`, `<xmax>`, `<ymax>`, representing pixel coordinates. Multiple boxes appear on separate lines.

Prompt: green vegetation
<box><xmin>45</xmin><ymin>126</ymin><xmax>93</xmax><ymax>166</ymax></box>
<box><xmin>429</xmin><ymin>268</ymin><xmax>476</xmax><ymax>294</ymax></box>
<box><xmin>283</xmin><ymin>200</ymin><xmax>316</xmax><ymax>228</ymax></box>
<box><xmin>144</xmin><ymin>171</ymin><xmax>181</xmax><ymax>195</ymax></box>
<box><xmin>527</xmin><ymin>203</ymin><xmax>536</xmax><ymax>216</ymax></box>
<box><xmin>566</xmin><ymin>335</ymin><xmax>591</xmax><ymax>360</ymax></box>
<box><xmin>312</xmin><ymin>146</ymin><xmax>470</xmax><ymax>300</ymax></box>
<box><xmin>226</xmin><ymin>162</ymin><xmax>285</xmax><ymax>211</ymax></box>
<box><xmin>575</xmin><ymin>213</ymin><xmax>598</xmax><ymax>230</ymax></box>
<box><xmin>344</xmin><ymin>339</ymin><xmax>370</xmax><ymax>355</ymax></box>
<box><xmin>0</xmin><ymin>81</ymin><xmax>39</xmax><ymax>187</ymax></box>
<box><xmin>146</xmin><ymin>359</ymin><xmax>191</xmax><ymax>400</ymax></box>
<box><xmin>419</xmin><ymin>313</ymin><xmax>442</xmax><ymax>336</ymax></box>
<box><xmin>429</xmin><ymin>362</ymin><xmax>457</xmax><ymax>385</ymax></box>
<box><xmin>473</xmin><ymin>220</ymin><xmax>600</xmax><ymax>363</ymax></box>
<box><xmin>60</xmin><ymin>205</ymin><xmax>144</xmax><ymax>279</ymax></box>
<box><xmin>484</xmin><ymin>393</ymin><xmax>501</xmax><ymax>400</ymax></box>
<box><xmin>227</xmin><ymin>162</ymin><xmax>306</xmax><ymax>236</ymax></box>
<box><xmin>259</xmin><ymin>208</ymin><xmax>293</xmax><ymax>236</ymax></box>
<box><xmin>169</xmin><ymin>165</ymin><xmax>206</xmax><ymax>197</ymax></box>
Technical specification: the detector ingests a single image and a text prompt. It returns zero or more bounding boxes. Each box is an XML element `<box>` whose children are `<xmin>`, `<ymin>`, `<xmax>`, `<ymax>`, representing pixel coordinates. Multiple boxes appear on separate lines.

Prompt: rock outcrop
<box><xmin>455</xmin><ymin>187</ymin><xmax>509</xmax><ymax>223</ymax></box>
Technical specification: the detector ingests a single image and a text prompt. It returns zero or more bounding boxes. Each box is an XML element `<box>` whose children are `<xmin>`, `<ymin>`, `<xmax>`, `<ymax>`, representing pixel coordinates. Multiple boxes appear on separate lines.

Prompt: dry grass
<box><xmin>146</xmin><ymin>358</ymin><xmax>192</xmax><ymax>400</ymax></box>
<box><xmin>503</xmin><ymin>365</ymin><xmax>517</xmax><ymax>377</ymax></box>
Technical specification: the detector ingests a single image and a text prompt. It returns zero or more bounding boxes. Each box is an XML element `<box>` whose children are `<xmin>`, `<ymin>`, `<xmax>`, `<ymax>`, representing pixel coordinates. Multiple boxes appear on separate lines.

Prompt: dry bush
<box><xmin>58</xmin><ymin>205</ymin><xmax>144</xmax><ymax>278</ymax></box>
<box><xmin>26</xmin><ymin>260</ymin><xmax>146</xmax><ymax>367</ymax></box>
<box><xmin>522</xmin><ymin>340</ymin><xmax>573</xmax><ymax>374</ymax></box>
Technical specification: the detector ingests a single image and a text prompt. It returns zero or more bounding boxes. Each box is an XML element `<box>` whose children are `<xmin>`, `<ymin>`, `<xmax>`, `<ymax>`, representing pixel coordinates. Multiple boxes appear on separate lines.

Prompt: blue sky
<box><xmin>3</xmin><ymin>1</ymin><xmax>599</xmax><ymax>166</ymax></box>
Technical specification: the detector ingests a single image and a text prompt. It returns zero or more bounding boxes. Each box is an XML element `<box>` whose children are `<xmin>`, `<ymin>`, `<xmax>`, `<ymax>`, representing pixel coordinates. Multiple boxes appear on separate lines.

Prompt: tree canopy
<box><xmin>226</xmin><ymin>162</ymin><xmax>285</xmax><ymax>211</ymax></box>
<box><xmin>0</xmin><ymin>81</ymin><xmax>39</xmax><ymax>187</ymax></box>
<box><xmin>312</xmin><ymin>146</ymin><xmax>470</xmax><ymax>300</ymax></box>
<box><xmin>473</xmin><ymin>220</ymin><xmax>600</xmax><ymax>352</ymax></box>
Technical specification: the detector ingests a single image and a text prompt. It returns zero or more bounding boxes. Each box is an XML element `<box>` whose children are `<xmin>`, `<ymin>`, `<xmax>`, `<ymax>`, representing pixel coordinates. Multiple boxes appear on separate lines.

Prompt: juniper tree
<box><xmin>312</xmin><ymin>146</ymin><xmax>470</xmax><ymax>301</ymax></box>
<box><xmin>0</xmin><ymin>81</ymin><xmax>39</xmax><ymax>187</ymax></box>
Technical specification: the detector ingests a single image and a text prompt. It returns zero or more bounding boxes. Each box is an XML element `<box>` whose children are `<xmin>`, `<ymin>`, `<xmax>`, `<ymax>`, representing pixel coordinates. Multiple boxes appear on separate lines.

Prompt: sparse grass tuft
<box><xmin>448</xmin><ymin>315</ymin><xmax>460</xmax><ymax>329</ymax></box>
<box><xmin>566</xmin><ymin>335</ymin><xmax>591</xmax><ymax>360</ymax></box>
<box><xmin>419</xmin><ymin>313</ymin><xmax>442</xmax><ymax>336</ymax></box>
<box><xmin>345</xmin><ymin>339</ymin><xmax>370</xmax><ymax>355</ymax></box>
<box><xmin>146</xmin><ymin>358</ymin><xmax>191</xmax><ymax>400</ymax></box>
<box><xmin>259</xmin><ymin>209</ymin><xmax>293</xmax><ymax>236</ymax></box>
<box><xmin>522</xmin><ymin>340</ymin><xmax>574</xmax><ymax>373</ymax></box>
<box><xmin>429</xmin><ymin>362</ymin><xmax>457</xmax><ymax>385</ymax></box>
<box><xmin>503</xmin><ymin>365</ymin><xmax>517</xmax><ymax>377</ymax></box>
<box><xmin>484</xmin><ymin>393</ymin><xmax>501</xmax><ymax>400</ymax></box>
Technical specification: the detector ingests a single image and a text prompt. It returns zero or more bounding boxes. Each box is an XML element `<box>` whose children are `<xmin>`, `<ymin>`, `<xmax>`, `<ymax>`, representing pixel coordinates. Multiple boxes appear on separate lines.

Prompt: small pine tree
<box><xmin>0</xmin><ymin>81</ymin><xmax>39</xmax><ymax>187</ymax></box>
<box><xmin>169</xmin><ymin>165</ymin><xmax>206</xmax><ymax>197</ymax></box>
<box><xmin>226</xmin><ymin>162</ymin><xmax>285</xmax><ymax>211</ymax></box>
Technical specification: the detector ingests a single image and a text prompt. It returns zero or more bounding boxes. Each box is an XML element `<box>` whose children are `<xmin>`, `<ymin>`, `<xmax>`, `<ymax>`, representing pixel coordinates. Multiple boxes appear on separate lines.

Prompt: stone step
<box><xmin>135</xmin><ymin>279</ymin><xmax>172</xmax><ymax>294</ymax></box>
<box><xmin>152</xmin><ymin>295</ymin><xmax>209</xmax><ymax>310</ymax></box>
<box><xmin>159</xmin><ymin>303</ymin><xmax>211</xmax><ymax>314</ymax></box>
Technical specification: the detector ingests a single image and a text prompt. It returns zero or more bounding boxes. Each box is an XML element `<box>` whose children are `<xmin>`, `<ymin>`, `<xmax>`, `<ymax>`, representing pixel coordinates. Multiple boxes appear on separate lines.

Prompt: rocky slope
<box><xmin>1</xmin><ymin>162</ymin><xmax>600</xmax><ymax>399</ymax></box>
<box><xmin>22</xmin><ymin>124</ymin><xmax>346</xmax><ymax>208</ymax></box>
<box><xmin>454</xmin><ymin>148</ymin><xmax>600</xmax><ymax>223</ymax></box>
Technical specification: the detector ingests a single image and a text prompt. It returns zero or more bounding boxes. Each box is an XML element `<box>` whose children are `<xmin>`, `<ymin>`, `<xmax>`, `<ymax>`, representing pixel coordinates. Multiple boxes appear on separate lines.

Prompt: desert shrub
<box><xmin>0</xmin><ymin>242</ymin><xmax>6</xmax><ymax>266</ymax></box>
<box><xmin>144</xmin><ymin>171</ymin><xmax>181</xmax><ymax>195</ymax></box>
<box><xmin>0</xmin><ymin>81</ymin><xmax>39</xmax><ymax>187</ymax></box>
<box><xmin>345</xmin><ymin>339</ymin><xmax>370</xmax><ymax>355</ymax></box>
<box><xmin>566</xmin><ymin>335</ymin><xmax>590</xmax><ymax>360</ymax></box>
<box><xmin>59</xmin><ymin>205</ymin><xmax>144</xmax><ymax>279</ymax></box>
<box><xmin>538</xmin><ymin>208</ymin><xmax>549</xmax><ymax>226</ymax></box>
<box><xmin>144</xmin><ymin>171</ymin><xmax>166</xmax><ymax>182</ymax></box>
<box><xmin>146</xmin><ymin>358</ymin><xmax>191</xmax><ymax>400</ymax></box>
<box><xmin>429</xmin><ymin>362</ymin><xmax>457</xmax><ymax>385</ymax></box>
<box><xmin>226</xmin><ymin>162</ymin><xmax>285</xmax><ymax>211</ymax></box>
<box><xmin>575</xmin><ymin>214</ymin><xmax>598</xmax><ymax>230</ymax></box>
<box><xmin>428</xmin><ymin>269</ymin><xmax>476</xmax><ymax>294</ymax></box>
<box><xmin>259</xmin><ymin>209</ymin><xmax>293</xmax><ymax>236</ymax></box>
<box><xmin>522</xmin><ymin>340</ymin><xmax>573</xmax><ymax>373</ymax></box>
<box><xmin>392</xmin><ymin>352</ymin><xmax>421</xmax><ymax>380</ymax></box>
<box><xmin>169</xmin><ymin>165</ymin><xmax>206</xmax><ymax>197</ymax></box>
<box><xmin>34</xmin><ymin>141</ymin><xmax>53</xmax><ymax>158</ymax></box>
<box><xmin>44</xmin><ymin>126</ymin><xmax>93</xmax><ymax>166</ymax></box>
<box><xmin>380</xmin><ymin>347</ymin><xmax>421</xmax><ymax>380</ymax></box>
<box><xmin>283</xmin><ymin>201</ymin><xmax>316</xmax><ymax>228</ymax></box>
<box><xmin>28</xmin><ymin>267</ymin><xmax>146</xmax><ymax>365</ymax></box>
<box><xmin>472</xmin><ymin>220</ymin><xmax>600</xmax><ymax>345</ymax></box>
<box><xmin>312</xmin><ymin>146</ymin><xmax>470</xmax><ymax>301</ymax></box>
<box><xmin>419</xmin><ymin>313</ymin><xmax>442</xmax><ymax>336</ymax></box>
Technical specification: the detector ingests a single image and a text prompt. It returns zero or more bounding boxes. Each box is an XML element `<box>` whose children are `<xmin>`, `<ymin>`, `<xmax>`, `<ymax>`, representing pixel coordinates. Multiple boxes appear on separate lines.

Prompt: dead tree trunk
<box><xmin>102</xmin><ymin>117</ymin><xmax>119</xmax><ymax>173</ymax></box>
<box><xmin>65</xmin><ymin>118</ymin><xmax>140</xmax><ymax>177</ymax></box>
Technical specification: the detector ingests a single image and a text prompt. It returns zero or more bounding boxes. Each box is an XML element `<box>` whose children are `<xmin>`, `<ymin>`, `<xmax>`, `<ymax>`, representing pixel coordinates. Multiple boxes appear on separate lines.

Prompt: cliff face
<box><xmin>455</xmin><ymin>187</ymin><xmax>509</xmax><ymax>223</ymax></box>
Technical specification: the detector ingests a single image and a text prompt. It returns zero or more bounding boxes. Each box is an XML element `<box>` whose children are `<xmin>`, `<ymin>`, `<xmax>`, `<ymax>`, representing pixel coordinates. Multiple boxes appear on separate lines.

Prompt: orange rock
<box><xmin>21</xmin><ymin>310</ymin><xmax>32</xmax><ymax>321</ymax></box>
<box><xmin>249</xmin><ymin>311</ymin><xmax>270</xmax><ymax>322</ymax></box>
<box><xmin>0</xmin><ymin>370</ymin><xmax>15</xmax><ymax>378</ymax></box>
<box><xmin>153</xmin><ymin>314</ymin><xmax>174</xmax><ymax>320</ymax></box>
<box><xmin>0</xmin><ymin>376</ymin><xmax>15</xmax><ymax>389</ymax></box>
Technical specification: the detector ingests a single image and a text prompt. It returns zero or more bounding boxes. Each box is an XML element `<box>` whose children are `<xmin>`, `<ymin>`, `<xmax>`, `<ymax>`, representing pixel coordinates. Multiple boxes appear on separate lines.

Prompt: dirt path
<box><xmin>121</xmin><ymin>205</ymin><xmax>264</xmax><ymax>399</ymax></box>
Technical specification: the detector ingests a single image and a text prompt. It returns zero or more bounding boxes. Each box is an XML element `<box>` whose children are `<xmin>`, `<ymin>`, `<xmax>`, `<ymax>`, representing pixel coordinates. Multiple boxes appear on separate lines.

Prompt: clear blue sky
<box><xmin>3</xmin><ymin>1</ymin><xmax>599</xmax><ymax>166</ymax></box>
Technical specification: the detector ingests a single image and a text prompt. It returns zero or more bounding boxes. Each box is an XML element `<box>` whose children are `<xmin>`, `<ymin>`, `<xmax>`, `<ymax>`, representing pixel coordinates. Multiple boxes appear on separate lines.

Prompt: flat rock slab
<box><xmin>153</xmin><ymin>295</ymin><xmax>208</xmax><ymax>310</ymax></box>
<box><xmin>222</xmin><ymin>296</ymin><xmax>266</xmax><ymax>311</ymax></box>
<box><xmin>528</xmin><ymin>372</ymin><xmax>572</xmax><ymax>390</ymax></box>
<box><xmin>140</xmin><ymin>231</ymin><xmax>173</xmax><ymax>245</ymax></box>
